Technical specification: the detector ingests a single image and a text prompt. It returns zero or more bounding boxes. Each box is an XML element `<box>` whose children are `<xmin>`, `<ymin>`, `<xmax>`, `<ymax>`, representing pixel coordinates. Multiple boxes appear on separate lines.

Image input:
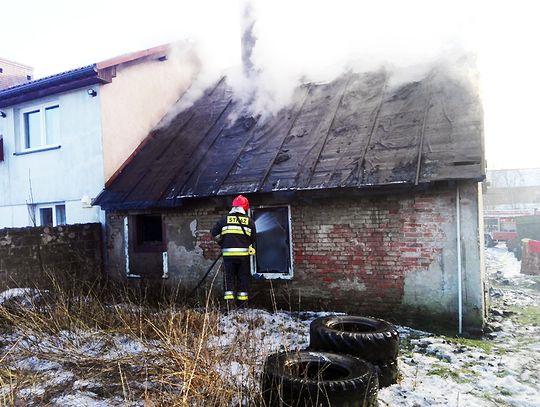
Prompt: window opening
<box><xmin>39</xmin><ymin>207</ymin><xmax>53</xmax><ymax>227</ymax></box>
<box><xmin>251</xmin><ymin>206</ymin><xmax>293</xmax><ymax>279</ymax></box>
<box><xmin>135</xmin><ymin>215</ymin><xmax>164</xmax><ymax>252</ymax></box>
<box><xmin>19</xmin><ymin>103</ymin><xmax>60</xmax><ymax>151</ymax></box>
<box><xmin>45</xmin><ymin>105</ymin><xmax>60</xmax><ymax>144</ymax></box>
<box><xmin>55</xmin><ymin>205</ymin><xmax>66</xmax><ymax>225</ymax></box>
<box><xmin>37</xmin><ymin>203</ymin><xmax>66</xmax><ymax>226</ymax></box>
<box><xmin>24</xmin><ymin>109</ymin><xmax>41</xmax><ymax>149</ymax></box>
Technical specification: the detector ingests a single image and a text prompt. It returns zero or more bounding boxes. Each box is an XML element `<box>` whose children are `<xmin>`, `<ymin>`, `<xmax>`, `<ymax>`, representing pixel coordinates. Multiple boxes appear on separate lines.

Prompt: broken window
<box><xmin>135</xmin><ymin>215</ymin><xmax>165</xmax><ymax>252</ymax></box>
<box><xmin>251</xmin><ymin>206</ymin><xmax>293</xmax><ymax>279</ymax></box>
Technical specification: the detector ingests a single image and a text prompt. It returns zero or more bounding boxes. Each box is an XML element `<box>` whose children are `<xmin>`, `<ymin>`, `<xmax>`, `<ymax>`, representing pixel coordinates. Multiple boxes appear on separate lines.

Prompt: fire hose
<box><xmin>189</xmin><ymin>244</ymin><xmax>255</xmax><ymax>296</ymax></box>
<box><xmin>189</xmin><ymin>254</ymin><xmax>223</xmax><ymax>296</ymax></box>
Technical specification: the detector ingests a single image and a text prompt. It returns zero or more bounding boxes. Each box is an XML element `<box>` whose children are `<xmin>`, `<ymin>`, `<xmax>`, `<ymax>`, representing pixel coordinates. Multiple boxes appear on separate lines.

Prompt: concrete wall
<box><xmin>0</xmin><ymin>88</ymin><xmax>105</xmax><ymax>228</ymax></box>
<box><xmin>0</xmin><ymin>223</ymin><xmax>102</xmax><ymax>291</ymax></box>
<box><xmin>104</xmin><ymin>181</ymin><xmax>485</xmax><ymax>333</ymax></box>
<box><xmin>100</xmin><ymin>46</ymin><xmax>200</xmax><ymax>181</ymax></box>
<box><xmin>521</xmin><ymin>239</ymin><xmax>540</xmax><ymax>275</ymax></box>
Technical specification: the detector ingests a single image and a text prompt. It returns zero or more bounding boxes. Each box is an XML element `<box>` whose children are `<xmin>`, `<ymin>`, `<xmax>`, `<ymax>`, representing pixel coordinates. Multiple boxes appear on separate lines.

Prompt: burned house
<box><xmin>94</xmin><ymin>64</ymin><xmax>486</xmax><ymax>334</ymax></box>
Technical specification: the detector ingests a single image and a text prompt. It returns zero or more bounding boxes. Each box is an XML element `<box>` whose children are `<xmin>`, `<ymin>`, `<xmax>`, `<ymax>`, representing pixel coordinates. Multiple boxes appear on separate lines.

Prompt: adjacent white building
<box><xmin>0</xmin><ymin>44</ymin><xmax>199</xmax><ymax>228</ymax></box>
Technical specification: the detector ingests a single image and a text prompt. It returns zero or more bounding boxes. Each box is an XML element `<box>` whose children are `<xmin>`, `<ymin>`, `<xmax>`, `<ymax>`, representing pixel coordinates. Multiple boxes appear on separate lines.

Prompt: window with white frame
<box><xmin>19</xmin><ymin>102</ymin><xmax>60</xmax><ymax>151</ymax></box>
<box><xmin>37</xmin><ymin>203</ymin><xmax>66</xmax><ymax>227</ymax></box>
<box><xmin>250</xmin><ymin>205</ymin><xmax>294</xmax><ymax>279</ymax></box>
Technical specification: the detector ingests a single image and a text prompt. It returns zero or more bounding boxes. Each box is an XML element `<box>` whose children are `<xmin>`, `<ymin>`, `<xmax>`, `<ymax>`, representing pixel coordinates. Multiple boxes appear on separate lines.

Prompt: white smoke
<box><xmin>5</xmin><ymin>0</ymin><xmax>536</xmax><ymax>168</ymax></box>
<box><xmin>164</xmin><ymin>0</ymin><xmax>481</xmax><ymax>122</ymax></box>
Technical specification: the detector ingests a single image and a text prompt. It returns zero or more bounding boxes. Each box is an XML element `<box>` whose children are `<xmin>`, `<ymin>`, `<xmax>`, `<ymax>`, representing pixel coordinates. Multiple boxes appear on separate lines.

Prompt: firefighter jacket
<box><xmin>211</xmin><ymin>211</ymin><xmax>256</xmax><ymax>257</ymax></box>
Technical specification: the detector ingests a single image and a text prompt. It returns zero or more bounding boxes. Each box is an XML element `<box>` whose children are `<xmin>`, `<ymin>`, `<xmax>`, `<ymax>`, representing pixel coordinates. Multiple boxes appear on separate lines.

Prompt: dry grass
<box><xmin>0</xmin><ymin>279</ymin><xmax>271</xmax><ymax>406</ymax></box>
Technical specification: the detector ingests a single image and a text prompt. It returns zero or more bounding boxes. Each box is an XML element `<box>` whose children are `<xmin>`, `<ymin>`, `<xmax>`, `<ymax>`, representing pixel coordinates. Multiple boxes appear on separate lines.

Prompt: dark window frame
<box><xmin>134</xmin><ymin>214</ymin><xmax>166</xmax><ymax>253</ymax></box>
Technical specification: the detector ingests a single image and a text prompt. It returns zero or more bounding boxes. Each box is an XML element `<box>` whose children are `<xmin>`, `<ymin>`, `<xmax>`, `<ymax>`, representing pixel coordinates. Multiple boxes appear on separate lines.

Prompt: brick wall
<box><xmin>281</xmin><ymin>193</ymin><xmax>450</xmax><ymax>313</ymax></box>
<box><xmin>0</xmin><ymin>223</ymin><xmax>102</xmax><ymax>291</ymax></box>
<box><xmin>105</xmin><ymin>183</ymin><xmax>484</xmax><ymax>331</ymax></box>
<box><xmin>0</xmin><ymin>58</ymin><xmax>33</xmax><ymax>90</ymax></box>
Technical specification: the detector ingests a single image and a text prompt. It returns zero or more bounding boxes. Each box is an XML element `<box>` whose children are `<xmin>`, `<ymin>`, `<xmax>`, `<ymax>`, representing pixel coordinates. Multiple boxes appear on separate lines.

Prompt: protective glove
<box><xmin>248</xmin><ymin>245</ymin><xmax>256</xmax><ymax>256</ymax></box>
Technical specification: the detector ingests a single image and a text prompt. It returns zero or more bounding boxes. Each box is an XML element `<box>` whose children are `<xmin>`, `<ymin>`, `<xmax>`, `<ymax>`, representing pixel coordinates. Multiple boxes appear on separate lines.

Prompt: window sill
<box><xmin>14</xmin><ymin>144</ymin><xmax>61</xmax><ymax>156</ymax></box>
<box><xmin>252</xmin><ymin>272</ymin><xmax>294</xmax><ymax>280</ymax></box>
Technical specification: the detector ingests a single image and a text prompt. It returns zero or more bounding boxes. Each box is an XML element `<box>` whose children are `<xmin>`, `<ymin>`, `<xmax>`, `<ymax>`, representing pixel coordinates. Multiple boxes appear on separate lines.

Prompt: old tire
<box><xmin>374</xmin><ymin>359</ymin><xmax>399</xmax><ymax>388</ymax></box>
<box><xmin>262</xmin><ymin>351</ymin><xmax>378</xmax><ymax>407</ymax></box>
<box><xmin>309</xmin><ymin>316</ymin><xmax>399</xmax><ymax>363</ymax></box>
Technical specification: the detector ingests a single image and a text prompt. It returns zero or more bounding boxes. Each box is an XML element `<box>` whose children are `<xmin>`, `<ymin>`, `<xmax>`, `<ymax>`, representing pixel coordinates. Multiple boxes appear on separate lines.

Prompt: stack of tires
<box><xmin>261</xmin><ymin>316</ymin><xmax>399</xmax><ymax>407</ymax></box>
<box><xmin>309</xmin><ymin>316</ymin><xmax>399</xmax><ymax>388</ymax></box>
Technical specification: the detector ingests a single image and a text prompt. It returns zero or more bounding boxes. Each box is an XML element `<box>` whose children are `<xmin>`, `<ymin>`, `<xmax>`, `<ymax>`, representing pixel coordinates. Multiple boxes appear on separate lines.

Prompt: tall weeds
<box><xmin>0</xmin><ymin>277</ymin><xmax>280</xmax><ymax>406</ymax></box>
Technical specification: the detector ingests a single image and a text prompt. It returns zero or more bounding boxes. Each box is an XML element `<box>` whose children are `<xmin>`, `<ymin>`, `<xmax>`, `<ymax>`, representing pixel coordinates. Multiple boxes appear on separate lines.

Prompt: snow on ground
<box><xmin>1</xmin><ymin>245</ymin><xmax>539</xmax><ymax>406</ymax></box>
<box><xmin>0</xmin><ymin>288</ymin><xmax>43</xmax><ymax>307</ymax></box>
<box><xmin>377</xmin><ymin>245</ymin><xmax>540</xmax><ymax>407</ymax></box>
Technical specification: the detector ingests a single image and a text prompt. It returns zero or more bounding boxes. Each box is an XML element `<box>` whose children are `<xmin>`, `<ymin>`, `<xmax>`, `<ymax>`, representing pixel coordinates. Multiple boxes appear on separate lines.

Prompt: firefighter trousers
<box><xmin>223</xmin><ymin>257</ymin><xmax>250</xmax><ymax>300</ymax></box>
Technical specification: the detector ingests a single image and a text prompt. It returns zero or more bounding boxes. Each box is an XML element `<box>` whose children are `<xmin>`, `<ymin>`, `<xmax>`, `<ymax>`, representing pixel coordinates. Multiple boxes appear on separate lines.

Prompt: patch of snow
<box><xmin>486</xmin><ymin>246</ymin><xmax>521</xmax><ymax>277</ymax></box>
<box><xmin>0</xmin><ymin>288</ymin><xmax>43</xmax><ymax>306</ymax></box>
<box><xmin>15</xmin><ymin>356</ymin><xmax>61</xmax><ymax>372</ymax></box>
<box><xmin>104</xmin><ymin>334</ymin><xmax>148</xmax><ymax>359</ymax></box>
<box><xmin>1</xmin><ymin>247</ymin><xmax>539</xmax><ymax>406</ymax></box>
<box><xmin>50</xmin><ymin>393</ymin><xmax>114</xmax><ymax>407</ymax></box>
<box><xmin>18</xmin><ymin>385</ymin><xmax>46</xmax><ymax>398</ymax></box>
<box><xmin>46</xmin><ymin>370</ymin><xmax>75</xmax><ymax>386</ymax></box>
<box><xmin>73</xmin><ymin>379</ymin><xmax>104</xmax><ymax>391</ymax></box>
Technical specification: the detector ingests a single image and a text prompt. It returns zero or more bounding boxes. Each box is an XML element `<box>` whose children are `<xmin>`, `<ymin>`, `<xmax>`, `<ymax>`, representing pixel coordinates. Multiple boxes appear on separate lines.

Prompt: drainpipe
<box><xmin>456</xmin><ymin>183</ymin><xmax>463</xmax><ymax>335</ymax></box>
<box><xmin>124</xmin><ymin>216</ymin><xmax>130</xmax><ymax>276</ymax></box>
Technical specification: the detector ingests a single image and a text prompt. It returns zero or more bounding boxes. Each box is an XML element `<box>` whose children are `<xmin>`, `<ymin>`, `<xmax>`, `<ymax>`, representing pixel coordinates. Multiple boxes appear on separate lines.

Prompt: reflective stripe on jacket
<box><xmin>211</xmin><ymin>212</ymin><xmax>256</xmax><ymax>257</ymax></box>
<box><xmin>222</xmin><ymin>248</ymin><xmax>250</xmax><ymax>256</ymax></box>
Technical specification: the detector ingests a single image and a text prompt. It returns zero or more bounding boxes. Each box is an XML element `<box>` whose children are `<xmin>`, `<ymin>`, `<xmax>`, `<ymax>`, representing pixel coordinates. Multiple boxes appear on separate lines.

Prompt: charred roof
<box><xmin>95</xmin><ymin>64</ymin><xmax>484</xmax><ymax>210</ymax></box>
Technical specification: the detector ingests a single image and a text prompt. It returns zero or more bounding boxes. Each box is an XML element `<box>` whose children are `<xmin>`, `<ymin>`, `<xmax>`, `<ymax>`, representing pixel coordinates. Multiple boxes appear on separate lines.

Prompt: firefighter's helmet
<box><xmin>232</xmin><ymin>195</ymin><xmax>250</xmax><ymax>211</ymax></box>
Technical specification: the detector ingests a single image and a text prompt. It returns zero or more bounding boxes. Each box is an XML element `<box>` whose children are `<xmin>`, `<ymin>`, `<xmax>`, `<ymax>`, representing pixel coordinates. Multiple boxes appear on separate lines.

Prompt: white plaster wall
<box><xmin>0</xmin><ymin>88</ymin><xmax>105</xmax><ymax>228</ymax></box>
<box><xmin>401</xmin><ymin>180</ymin><xmax>486</xmax><ymax>332</ymax></box>
<box><xmin>100</xmin><ymin>47</ymin><xmax>200</xmax><ymax>181</ymax></box>
<box><xmin>459</xmin><ymin>180</ymin><xmax>486</xmax><ymax>329</ymax></box>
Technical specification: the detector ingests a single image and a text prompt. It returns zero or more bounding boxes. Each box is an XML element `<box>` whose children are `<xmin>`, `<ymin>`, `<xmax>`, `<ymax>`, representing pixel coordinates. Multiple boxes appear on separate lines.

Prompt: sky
<box><xmin>1</xmin><ymin>0</ymin><xmax>538</xmax><ymax>170</ymax></box>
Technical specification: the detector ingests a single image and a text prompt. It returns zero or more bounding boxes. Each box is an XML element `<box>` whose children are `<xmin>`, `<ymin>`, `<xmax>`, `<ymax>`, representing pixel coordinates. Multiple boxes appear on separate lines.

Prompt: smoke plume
<box><xmin>161</xmin><ymin>0</ymin><xmax>481</xmax><ymax>124</ymax></box>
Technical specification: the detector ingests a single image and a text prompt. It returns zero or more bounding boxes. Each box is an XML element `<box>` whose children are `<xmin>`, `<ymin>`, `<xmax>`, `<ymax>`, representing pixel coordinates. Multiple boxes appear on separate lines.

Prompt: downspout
<box><xmin>456</xmin><ymin>183</ymin><xmax>463</xmax><ymax>335</ymax></box>
<box><xmin>124</xmin><ymin>216</ymin><xmax>130</xmax><ymax>277</ymax></box>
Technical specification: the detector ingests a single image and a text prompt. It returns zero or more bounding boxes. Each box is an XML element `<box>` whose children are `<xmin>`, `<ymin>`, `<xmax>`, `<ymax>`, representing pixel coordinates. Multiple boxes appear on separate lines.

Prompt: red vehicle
<box><xmin>484</xmin><ymin>209</ymin><xmax>535</xmax><ymax>242</ymax></box>
<box><xmin>491</xmin><ymin>231</ymin><xmax>518</xmax><ymax>241</ymax></box>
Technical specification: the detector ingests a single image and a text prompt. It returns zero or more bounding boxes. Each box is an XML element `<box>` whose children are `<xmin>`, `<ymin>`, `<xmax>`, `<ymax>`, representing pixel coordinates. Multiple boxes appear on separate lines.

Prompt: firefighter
<box><xmin>211</xmin><ymin>195</ymin><xmax>256</xmax><ymax>307</ymax></box>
